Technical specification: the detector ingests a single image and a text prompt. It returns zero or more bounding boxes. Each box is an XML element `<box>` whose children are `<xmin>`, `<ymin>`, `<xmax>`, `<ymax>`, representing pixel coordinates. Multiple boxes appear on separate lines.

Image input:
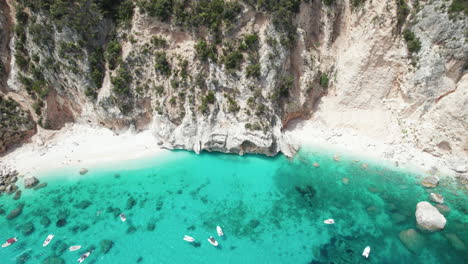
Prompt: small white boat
<box><xmin>362</xmin><ymin>246</ymin><xmax>371</xmax><ymax>258</ymax></box>
<box><xmin>183</xmin><ymin>235</ymin><xmax>195</xmax><ymax>242</ymax></box>
<box><xmin>207</xmin><ymin>236</ymin><xmax>218</xmax><ymax>247</ymax></box>
<box><xmin>120</xmin><ymin>213</ymin><xmax>126</xmax><ymax>222</ymax></box>
<box><xmin>216</xmin><ymin>225</ymin><xmax>224</xmax><ymax>236</ymax></box>
<box><xmin>324</xmin><ymin>219</ymin><xmax>335</xmax><ymax>224</ymax></box>
<box><xmin>69</xmin><ymin>245</ymin><xmax>82</xmax><ymax>251</ymax></box>
<box><xmin>2</xmin><ymin>238</ymin><xmax>17</xmax><ymax>248</ymax></box>
<box><xmin>77</xmin><ymin>251</ymin><xmax>92</xmax><ymax>263</ymax></box>
<box><xmin>42</xmin><ymin>234</ymin><xmax>54</xmax><ymax>247</ymax></box>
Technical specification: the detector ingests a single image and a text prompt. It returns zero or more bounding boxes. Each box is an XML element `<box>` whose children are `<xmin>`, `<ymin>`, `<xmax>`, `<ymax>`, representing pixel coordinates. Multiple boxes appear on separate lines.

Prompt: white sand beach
<box><xmin>1</xmin><ymin>124</ymin><xmax>169</xmax><ymax>178</ymax></box>
<box><xmin>285</xmin><ymin>120</ymin><xmax>460</xmax><ymax>178</ymax></box>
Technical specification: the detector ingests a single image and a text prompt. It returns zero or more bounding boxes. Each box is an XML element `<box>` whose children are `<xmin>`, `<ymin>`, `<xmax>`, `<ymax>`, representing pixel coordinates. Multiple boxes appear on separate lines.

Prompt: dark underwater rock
<box><xmin>126</xmin><ymin>197</ymin><xmax>136</xmax><ymax>210</ymax></box>
<box><xmin>56</xmin><ymin>218</ymin><xmax>67</xmax><ymax>227</ymax></box>
<box><xmin>40</xmin><ymin>216</ymin><xmax>51</xmax><ymax>227</ymax></box>
<box><xmin>42</xmin><ymin>256</ymin><xmax>65</xmax><ymax>264</ymax></box>
<box><xmin>52</xmin><ymin>240</ymin><xmax>68</xmax><ymax>256</ymax></box>
<box><xmin>13</xmin><ymin>190</ymin><xmax>21</xmax><ymax>200</ymax></box>
<box><xmin>33</xmin><ymin>182</ymin><xmax>48</xmax><ymax>190</ymax></box>
<box><xmin>74</xmin><ymin>200</ymin><xmax>92</xmax><ymax>209</ymax></box>
<box><xmin>156</xmin><ymin>200</ymin><xmax>163</xmax><ymax>211</ymax></box>
<box><xmin>21</xmin><ymin>222</ymin><xmax>35</xmax><ymax>235</ymax></box>
<box><xmin>16</xmin><ymin>252</ymin><xmax>30</xmax><ymax>264</ymax></box>
<box><xmin>7</xmin><ymin>204</ymin><xmax>24</xmax><ymax>220</ymax></box>
<box><xmin>147</xmin><ymin>222</ymin><xmax>156</xmax><ymax>231</ymax></box>
<box><xmin>100</xmin><ymin>239</ymin><xmax>114</xmax><ymax>254</ymax></box>
<box><xmin>295</xmin><ymin>185</ymin><xmax>316</xmax><ymax>204</ymax></box>
<box><xmin>127</xmin><ymin>226</ymin><xmax>137</xmax><ymax>234</ymax></box>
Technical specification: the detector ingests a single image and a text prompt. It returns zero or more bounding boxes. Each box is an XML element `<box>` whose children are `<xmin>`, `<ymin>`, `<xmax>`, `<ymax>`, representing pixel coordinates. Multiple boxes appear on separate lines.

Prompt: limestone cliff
<box><xmin>0</xmin><ymin>0</ymin><xmax>466</xmax><ymax>169</ymax></box>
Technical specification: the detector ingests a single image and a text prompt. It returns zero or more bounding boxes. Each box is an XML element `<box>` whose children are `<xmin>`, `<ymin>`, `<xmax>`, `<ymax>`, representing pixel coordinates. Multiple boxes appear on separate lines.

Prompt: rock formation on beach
<box><xmin>0</xmin><ymin>0</ymin><xmax>465</xmax><ymax>168</ymax></box>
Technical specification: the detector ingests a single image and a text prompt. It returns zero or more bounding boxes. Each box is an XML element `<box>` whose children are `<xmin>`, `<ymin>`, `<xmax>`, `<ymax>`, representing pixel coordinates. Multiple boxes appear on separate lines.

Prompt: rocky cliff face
<box><xmin>0</xmin><ymin>1</ymin><xmax>466</xmax><ymax>165</ymax></box>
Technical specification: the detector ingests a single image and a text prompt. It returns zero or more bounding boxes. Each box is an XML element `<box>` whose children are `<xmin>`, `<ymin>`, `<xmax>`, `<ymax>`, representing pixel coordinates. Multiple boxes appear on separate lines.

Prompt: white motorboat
<box><xmin>183</xmin><ymin>235</ymin><xmax>195</xmax><ymax>242</ymax></box>
<box><xmin>42</xmin><ymin>234</ymin><xmax>54</xmax><ymax>247</ymax></box>
<box><xmin>323</xmin><ymin>219</ymin><xmax>335</xmax><ymax>224</ymax></box>
<box><xmin>216</xmin><ymin>225</ymin><xmax>224</xmax><ymax>236</ymax></box>
<box><xmin>69</xmin><ymin>245</ymin><xmax>82</xmax><ymax>251</ymax></box>
<box><xmin>120</xmin><ymin>213</ymin><xmax>126</xmax><ymax>222</ymax></box>
<box><xmin>1</xmin><ymin>237</ymin><xmax>17</xmax><ymax>248</ymax></box>
<box><xmin>77</xmin><ymin>250</ymin><xmax>92</xmax><ymax>263</ymax></box>
<box><xmin>362</xmin><ymin>246</ymin><xmax>371</xmax><ymax>258</ymax></box>
<box><xmin>207</xmin><ymin>236</ymin><xmax>218</xmax><ymax>247</ymax></box>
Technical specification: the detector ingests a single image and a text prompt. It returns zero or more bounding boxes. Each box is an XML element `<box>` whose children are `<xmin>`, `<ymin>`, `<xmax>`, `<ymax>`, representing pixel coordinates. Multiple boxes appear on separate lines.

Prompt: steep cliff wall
<box><xmin>0</xmin><ymin>0</ymin><xmax>466</xmax><ymax>168</ymax></box>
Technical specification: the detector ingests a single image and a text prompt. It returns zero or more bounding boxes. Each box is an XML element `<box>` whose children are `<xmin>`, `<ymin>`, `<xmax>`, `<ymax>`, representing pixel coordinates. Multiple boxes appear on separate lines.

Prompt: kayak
<box><xmin>216</xmin><ymin>226</ymin><xmax>224</xmax><ymax>236</ymax></box>
<box><xmin>207</xmin><ymin>236</ymin><xmax>218</xmax><ymax>247</ymax></box>
<box><xmin>69</xmin><ymin>245</ymin><xmax>82</xmax><ymax>251</ymax></box>
<box><xmin>324</xmin><ymin>219</ymin><xmax>335</xmax><ymax>224</ymax></box>
<box><xmin>362</xmin><ymin>246</ymin><xmax>371</xmax><ymax>258</ymax></box>
<box><xmin>183</xmin><ymin>235</ymin><xmax>195</xmax><ymax>242</ymax></box>
<box><xmin>77</xmin><ymin>251</ymin><xmax>92</xmax><ymax>263</ymax></box>
<box><xmin>43</xmin><ymin>234</ymin><xmax>54</xmax><ymax>247</ymax></box>
<box><xmin>120</xmin><ymin>213</ymin><xmax>126</xmax><ymax>222</ymax></box>
<box><xmin>2</xmin><ymin>238</ymin><xmax>17</xmax><ymax>248</ymax></box>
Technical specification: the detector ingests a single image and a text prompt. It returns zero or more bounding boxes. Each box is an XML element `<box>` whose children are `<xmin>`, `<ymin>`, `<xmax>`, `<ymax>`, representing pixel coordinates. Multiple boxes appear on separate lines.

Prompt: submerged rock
<box><xmin>399</xmin><ymin>229</ymin><xmax>425</xmax><ymax>254</ymax></box>
<box><xmin>415</xmin><ymin>201</ymin><xmax>446</xmax><ymax>231</ymax></box>
<box><xmin>16</xmin><ymin>252</ymin><xmax>30</xmax><ymax>264</ymax></box>
<box><xmin>435</xmin><ymin>204</ymin><xmax>450</xmax><ymax>215</ymax></box>
<box><xmin>52</xmin><ymin>240</ymin><xmax>68</xmax><ymax>256</ymax></box>
<box><xmin>42</xmin><ymin>256</ymin><xmax>65</xmax><ymax>264</ymax></box>
<box><xmin>127</xmin><ymin>226</ymin><xmax>137</xmax><ymax>234</ymax></box>
<box><xmin>444</xmin><ymin>233</ymin><xmax>467</xmax><ymax>251</ymax></box>
<box><xmin>56</xmin><ymin>218</ymin><xmax>67</xmax><ymax>227</ymax></box>
<box><xmin>33</xmin><ymin>182</ymin><xmax>48</xmax><ymax>190</ymax></box>
<box><xmin>147</xmin><ymin>222</ymin><xmax>156</xmax><ymax>231</ymax></box>
<box><xmin>390</xmin><ymin>213</ymin><xmax>407</xmax><ymax>224</ymax></box>
<box><xmin>6</xmin><ymin>204</ymin><xmax>24</xmax><ymax>220</ymax></box>
<box><xmin>24</xmin><ymin>176</ymin><xmax>39</xmax><ymax>188</ymax></box>
<box><xmin>100</xmin><ymin>239</ymin><xmax>114</xmax><ymax>254</ymax></box>
<box><xmin>13</xmin><ymin>190</ymin><xmax>22</xmax><ymax>200</ymax></box>
<box><xmin>126</xmin><ymin>197</ymin><xmax>136</xmax><ymax>210</ymax></box>
<box><xmin>421</xmin><ymin>176</ymin><xmax>439</xmax><ymax>188</ymax></box>
<box><xmin>21</xmin><ymin>222</ymin><xmax>35</xmax><ymax>235</ymax></box>
<box><xmin>74</xmin><ymin>200</ymin><xmax>92</xmax><ymax>209</ymax></box>
<box><xmin>40</xmin><ymin>216</ymin><xmax>51</xmax><ymax>227</ymax></box>
<box><xmin>429</xmin><ymin>193</ymin><xmax>444</xmax><ymax>204</ymax></box>
<box><xmin>79</xmin><ymin>168</ymin><xmax>88</xmax><ymax>175</ymax></box>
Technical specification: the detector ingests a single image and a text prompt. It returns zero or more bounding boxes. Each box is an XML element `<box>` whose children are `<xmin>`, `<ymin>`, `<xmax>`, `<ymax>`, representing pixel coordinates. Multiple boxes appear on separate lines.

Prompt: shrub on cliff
<box><xmin>106</xmin><ymin>40</ymin><xmax>122</xmax><ymax>70</ymax></box>
<box><xmin>194</xmin><ymin>40</ymin><xmax>217</xmax><ymax>62</ymax></box>
<box><xmin>154</xmin><ymin>52</ymin><xmax>171</xmax><ymax>76</ymax></box>
<box><xmin>403</xmin><ymin>29</ymin><xmax>421</xmax><ymax>54</ymax></box>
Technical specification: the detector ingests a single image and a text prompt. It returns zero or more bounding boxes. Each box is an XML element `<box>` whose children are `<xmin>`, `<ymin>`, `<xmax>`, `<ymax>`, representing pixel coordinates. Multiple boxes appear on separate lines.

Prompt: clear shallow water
<box><xmin>0</xmin><ymin>149</ymin><xmax>467</xmax><ymax>264</ymax></box>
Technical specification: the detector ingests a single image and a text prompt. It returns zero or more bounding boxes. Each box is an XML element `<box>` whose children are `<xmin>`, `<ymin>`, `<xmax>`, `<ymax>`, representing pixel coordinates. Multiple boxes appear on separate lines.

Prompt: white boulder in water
<box><xmin>415</xmin><ymin>201</ymin><xmax>446</xmax><ymax>231</ymax></box>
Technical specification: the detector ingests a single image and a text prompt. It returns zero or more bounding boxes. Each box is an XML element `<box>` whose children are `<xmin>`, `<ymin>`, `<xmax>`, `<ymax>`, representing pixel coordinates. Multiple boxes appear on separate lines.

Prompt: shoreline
<box><xmin>1</xmin><ymin>121</ymin><xmax>465</xmax><ymax>182</ymax></box>
<box><xmin>1</xmin><ymin>124</ymin><xmax>170</xmax><ymax>179</ymax></box>
<box><xmin>284</xmin><ymin>120</ymin><xmax>463</xmax><ymax>179</ymax></box>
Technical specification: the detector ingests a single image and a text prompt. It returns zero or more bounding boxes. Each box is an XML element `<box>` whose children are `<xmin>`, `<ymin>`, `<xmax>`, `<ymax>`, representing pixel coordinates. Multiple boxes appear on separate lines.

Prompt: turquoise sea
<box><xmin>0</xmin><ymin>148</ymin><xmax>467</xmax><ymax>264</ymax></box>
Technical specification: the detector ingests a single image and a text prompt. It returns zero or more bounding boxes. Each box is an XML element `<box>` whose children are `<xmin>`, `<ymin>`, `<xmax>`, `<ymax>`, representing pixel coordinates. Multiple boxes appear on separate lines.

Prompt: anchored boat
<box><xmin>216</xmin><ymin>225</ymin><xmax>224</xmax><ymax>236</ymax></box>
<box><xmin>207</xmin><ymin>236</ymin><xmax>218</xmax><ymax>247</ymax></box>
<box><xmin>42</xmin><ymin>234</ymin><xmax>54</xmax><ymax>247</ymax></box>
<box><xmin>362</xmin><ymin>246</ymin><xmax>371</xmax><ymax>258</ymax></box>
<box><xmin>183</xmin><ymin>235</ymin><xmax>195</xmax><ymax>242</ymax></box>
